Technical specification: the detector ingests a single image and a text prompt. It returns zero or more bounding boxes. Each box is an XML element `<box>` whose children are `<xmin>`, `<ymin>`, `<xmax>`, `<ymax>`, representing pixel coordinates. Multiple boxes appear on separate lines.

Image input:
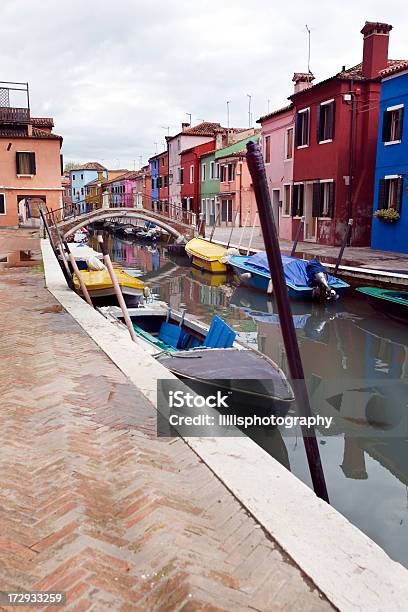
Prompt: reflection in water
<box><xmin>97</xmin><ymin>233</ymin><xmax>408</xmax><ymax>568</ymax></box>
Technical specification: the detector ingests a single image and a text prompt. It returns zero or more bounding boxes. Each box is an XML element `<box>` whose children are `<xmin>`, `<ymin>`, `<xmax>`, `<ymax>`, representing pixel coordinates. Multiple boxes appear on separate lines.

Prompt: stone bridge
<box><xmin>53</xmin><ymin>206</ymin><xmax>197</xmax><ymax>240</ymax></box>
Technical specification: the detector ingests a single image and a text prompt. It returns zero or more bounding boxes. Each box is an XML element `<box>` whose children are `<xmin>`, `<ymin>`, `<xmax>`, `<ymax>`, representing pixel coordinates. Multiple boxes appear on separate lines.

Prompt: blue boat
<box><xmin>229</xmin><ymin>252</ymin><xmax>349</xmax><ymax>300</ymax></box>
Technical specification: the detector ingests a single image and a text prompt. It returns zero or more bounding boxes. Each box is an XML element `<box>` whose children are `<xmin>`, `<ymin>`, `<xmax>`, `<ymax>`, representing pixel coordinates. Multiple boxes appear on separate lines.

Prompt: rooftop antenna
<box><xmin>305</xmin><ymin>24</ymin><xmax>312</xmax><ymax>76</ymax></box>
<box><xmin>226</xmin><ymin>100</ymin><xmax>231</xmax><ymax>128</ymax></box>
<box><xmin>161</xmin><ymin>125</ymin><xmax>170</xmax><ymax>137</ymax></box>
<box><xmin>247</xmin><ymin>94</ymin><xmax>252</xmax><ymax>128</ymax></box>
<box><xmin>186</xmin><ymin>112</ymin><xmax>192</xmax><ymax>125</ymax></box>
<box><xmin>154</xmin><ymin>142</ymin><xmax>158</xmax><ymax>154</ymax></box>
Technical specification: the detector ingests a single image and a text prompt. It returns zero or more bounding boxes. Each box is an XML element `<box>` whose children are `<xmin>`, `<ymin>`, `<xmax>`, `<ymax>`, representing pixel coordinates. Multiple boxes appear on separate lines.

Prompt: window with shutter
<box><xmin>16</xmin><ymin>151</ymin><xmax>36</xmax><ymax>175</ymax></box>
<box><xmin>264</xmin><ymin>136</ymin><xmax>271</xmax><ymax>163</ymax></box>
<box><xmin>318</xmin><ymin>100</ymin><xmax>335</xmax><ymax>142</ymax></box>
<box><xmin>319</xmin><ymin>182</ymin><xmax>335</xmax><ymax>217</ymax></box>
<box><xmin>379</xmin><ymin>176</ymin><xmax>404</xmax><ymax>210</ymax></box>
<box><xmin>312</xmin><ymin>182</ymin><xmax>321</xmax><ymax>217</ymax></box>
<box><xmin>296</xmin><ymin>109</ymin><xmax>309</xmax><ymax>147</ymax></box>
<box><xmin>291</xmin><ymin>184</ymin><xmax>304</xmax><ymax>217</ymax></box>
<box><xmin>383</xmin><ymin>106</ymin><xmax>404</xmax><ymax>143</ymax></box>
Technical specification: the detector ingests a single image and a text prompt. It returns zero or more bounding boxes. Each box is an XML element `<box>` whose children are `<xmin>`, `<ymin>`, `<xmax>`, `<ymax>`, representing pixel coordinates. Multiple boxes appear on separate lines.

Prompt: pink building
<box><xmin>257</xmin><ymin>74</ymin><xmax>312</xmax><ymax>240</ymax></box>
<box><xmin>102</xmin><ymin>171</ymin><xmax>138</xmax><ymax>207</ymax></box>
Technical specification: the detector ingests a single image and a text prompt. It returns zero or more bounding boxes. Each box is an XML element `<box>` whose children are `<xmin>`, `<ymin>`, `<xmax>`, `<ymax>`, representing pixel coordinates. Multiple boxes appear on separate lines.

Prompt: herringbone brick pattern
<box><xmin>0</xmin><ymin>231</ymin><xmax>332</xmax><ymax>610</ymax></box>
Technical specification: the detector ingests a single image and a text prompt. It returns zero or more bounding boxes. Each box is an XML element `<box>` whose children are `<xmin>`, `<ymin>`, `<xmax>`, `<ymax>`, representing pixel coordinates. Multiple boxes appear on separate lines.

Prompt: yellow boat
<box><xmin>73</xmin><ymin>267</ymin><xmax>145</xmax><ymax>302</ymax></box>
<box><xmin>185</xmin><ymin>238</ymin><xmax>228</xmax><ymax>274</ymax></box>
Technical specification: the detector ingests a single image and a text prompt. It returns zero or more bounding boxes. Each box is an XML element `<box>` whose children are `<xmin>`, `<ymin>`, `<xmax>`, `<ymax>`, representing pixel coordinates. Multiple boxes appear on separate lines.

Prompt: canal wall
<box><xmin>42</xmin><ymin>238</ymin><xmax>408</xmax><ymax>611</ymax></box>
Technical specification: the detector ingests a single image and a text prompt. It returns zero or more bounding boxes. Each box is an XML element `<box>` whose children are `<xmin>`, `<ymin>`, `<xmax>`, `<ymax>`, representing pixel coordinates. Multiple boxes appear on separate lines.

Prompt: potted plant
<box><xmin>374</xmin><ymin>208</ymin><xmax>400</xmax><ymax>223</ymax></box>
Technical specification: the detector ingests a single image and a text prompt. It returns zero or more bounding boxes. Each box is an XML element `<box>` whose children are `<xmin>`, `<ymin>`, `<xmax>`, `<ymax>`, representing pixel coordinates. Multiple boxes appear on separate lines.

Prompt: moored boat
<box><xmin>67</xmin><ymin>243</ymin><xmax>103</xmax><ymax>270</ymax></box>
<box><xmin>356</xmin><ymin>287</ymin><xmax>408</xmax><ymax>323</ymax></box>
<box><xmin>101</xmin><ymin>303</ymin><xmax>294</xmax><ymax>416</ymax></box>
<box><xmin>229</xmin><ymin>252</ymin><xmax>349</xmax><ymax>300</ymax></box>
<box><xmin>185</xmin><ymin>238</ymin><xmax>229</xmax><ymax>274</ymax></box>
<box><xmin>73</xmin><ymin>267</ymin><xmax>146</xmax><ymax>305</ymax></box>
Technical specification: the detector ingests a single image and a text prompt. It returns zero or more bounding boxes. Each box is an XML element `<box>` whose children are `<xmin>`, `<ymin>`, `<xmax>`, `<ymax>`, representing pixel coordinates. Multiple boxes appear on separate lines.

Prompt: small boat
<box><xmin>101</xmin><ymin>303</ymin><xmax>294</xmax><ymax>416</ymax></box>
<box><xmin>185</xmin><ymin>238</ymin><xmax>229</xmax><ymax>274</ymax></box>
<box><xmin>229</xmin><ymin>252</ymin><xmax>349</xmax><ymax>300</ymax></box>
<box><xmin>356</xmin><ymin>287</ymin><xmax>408</xmax><ymax>323</ymax></box>
<box><xmin>73</xmin><ymin>267</ymin><xmax>146</xmax><ymax>305</ymax></box>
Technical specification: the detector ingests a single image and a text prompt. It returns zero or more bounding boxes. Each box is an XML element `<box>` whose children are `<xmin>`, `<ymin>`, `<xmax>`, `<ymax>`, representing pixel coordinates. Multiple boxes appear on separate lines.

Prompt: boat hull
<box><xmin>190</xmin><ymin>255</ymin><xmax>227</xmax><ymax>274</ymax></box>
<box><xmin>357</xmin><ymin>287</ymin><xmax>408</xmax><ymax>323</ymax></box>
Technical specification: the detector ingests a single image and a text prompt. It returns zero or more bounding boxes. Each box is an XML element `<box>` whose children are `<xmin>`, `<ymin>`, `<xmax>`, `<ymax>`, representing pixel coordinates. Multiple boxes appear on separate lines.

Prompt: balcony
<box><xmin>0</xmin><ymin>81</ymin><xmax>30</xmax><ymax>124</ymax></box>
<box><xmin>0</xmin><ymin>107</ymin><xmax>30</xmax><ymax>124</ymax></box>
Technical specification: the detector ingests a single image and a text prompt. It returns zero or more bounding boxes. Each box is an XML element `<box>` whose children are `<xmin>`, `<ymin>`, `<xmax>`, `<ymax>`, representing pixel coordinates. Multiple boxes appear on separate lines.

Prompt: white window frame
<box><xmin>190</xmin><ymin>164</ymin><xmax>194</xmax><ymax>184</ymax></box>
<box><xmin>318</xmin><ymin>179</ymin><xmax>334</xmax><ymax>220</ymax></box>
<box><xmin>318</xmin><ymin>99</ymin><xmax>335</xmax><ymax>145</ymax></box>
<box><xmin>285</xmin><ymin>127</ymin><xmax>294</xmax><ymax>161</ymax></box>
<box><xmin>201</xmin><ymin>163</ymin><xmax>206</xmax><ymax>182</ymax></box>
<box><xmin>384</xmin><ymin>104</ymin><xmax>404</xmax><ymax>145</ymax></box>
<box><xmin>282</xmin><ymin>183</ymin><xmax>291</xmax><ymax>217</ymax></box>
<box><xmin>215</xmin><ymin>162</ymin><xmax>220</xmax><ymax>179</ymax></box>
<box><xmin>0</xmin><ymin>193</ymin><xmax>6</xmax><ymax>215</ymax></box>
<box><xmin>297</xmin><ymin>108</ymin><xmax>310</xmax><ymax>148</ymax></box>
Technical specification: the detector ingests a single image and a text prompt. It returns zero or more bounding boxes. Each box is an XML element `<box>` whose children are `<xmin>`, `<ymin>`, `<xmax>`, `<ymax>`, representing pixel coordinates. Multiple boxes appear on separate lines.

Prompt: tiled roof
<box><xmin>168</xmin><ymin>121</ymin><xmax>234</xmax><ymax>140</ymax></box>
<box><xmin>257</xmin><ymin>103</ymin><xmax>294</xmax><ymax>123</ymax></box>
<box><xmin>0</xmin><ymin>127</ymin><xmax>62</xmax><ymax>139</ymax></box>
<box><xmin>31</xmin><ymin>117</ymin><xmax>54</xmax><ymax>128</ymax></box>
<box><xmin>103</xmin><ymin>171</ymin><xmax>139</xmax><ymax>185</ymax></box>
<box><xmin>380</xmin><ymin>60</ymin><xmax>408</xmax><ymax>77</ymax></box>
<box><xmin>290</xmin><ymin>60</ymin><xmax>408</xmax><ymax>99</ymax></box>
<box><xmin>148</xmin><ymin>151</ymin><xmax>167</xmax><ymax>162</ymax></box>
<box><xmin>71</xmin><ymin>162</ymin><xmax>107</xmax><ymax>171</ymax></box>
<box><xmin>32</xmin><ymin>127</ymin><xmax>62</xmax><ymax>140</ymax></box>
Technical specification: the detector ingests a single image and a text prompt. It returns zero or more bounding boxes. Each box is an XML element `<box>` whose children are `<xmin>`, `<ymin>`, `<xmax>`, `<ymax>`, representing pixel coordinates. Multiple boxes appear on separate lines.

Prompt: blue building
<box><xmin>148</xmin><ymin>154</ymin><xmax>160</xmax><ymax>210</ymax></box>
<box><xmin>70</xmin><ymin>162</ymin><xmax>107</xmax><ymax>213</ymax></box>
<box><xmin>371</xmin><ymin>64</ymin><xmax>408</xmax><ymax>253</ymax></box>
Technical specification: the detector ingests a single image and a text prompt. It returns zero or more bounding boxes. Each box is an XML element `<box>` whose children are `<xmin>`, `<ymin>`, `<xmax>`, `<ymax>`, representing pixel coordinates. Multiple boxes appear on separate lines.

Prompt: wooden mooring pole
<box><xmin>290</xmin><ymin>216</ymin><xmax>305</xmax><ymax>257</ymax></box>
<box><xmin>246</xmin><ymin>141</ymin><xmax>329</xmax><ymax>503</ymax></box>
<box><xmin>334</xmin><ymin>219</ymin><xmax>353</xmax><ymax>275</ymax></box>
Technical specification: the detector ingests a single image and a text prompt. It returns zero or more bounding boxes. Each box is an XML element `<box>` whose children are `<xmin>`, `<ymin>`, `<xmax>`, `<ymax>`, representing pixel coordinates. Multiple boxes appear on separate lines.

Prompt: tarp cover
<box><xmin>243</xmin><ymin>253</ymin><xmax>338</xmax><ymax>287</ymax></box>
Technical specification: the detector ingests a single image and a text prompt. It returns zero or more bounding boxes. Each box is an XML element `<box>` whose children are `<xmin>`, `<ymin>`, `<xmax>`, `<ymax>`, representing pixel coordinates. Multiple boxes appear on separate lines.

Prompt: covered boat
<box><xmin>67</xmin><ymin>243</ymin><xmax>103</xmax><ymax>270</ymax></box>
<box><xmin>229</xmin><ymin>252</ymin><xmax>349</xmax><ymax>300</ymax></box>
<box><xmin>101</xmin><ymin>303</ymin><xmax>294</xmax><ymax>416</ymax></box>
<box><xmin>185</xmin><ymin>238</ymin><xmax>228</xmax><ymax>274</ymax></box>
<box><xmin>356</xmin><ymin>287</ymin><xmax>408</xmax><ymax>323</ymax></box>
<box><xmin>73</xmin><ymin>267</ymin><xmax>146</xmax><ymax>304</ymax></box>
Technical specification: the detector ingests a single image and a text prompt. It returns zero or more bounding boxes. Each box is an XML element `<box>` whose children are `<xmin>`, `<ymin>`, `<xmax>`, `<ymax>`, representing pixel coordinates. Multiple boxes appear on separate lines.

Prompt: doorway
<box><xmin>272</xmin><ymin>189</ymin><xmax>280</xmax><ymax>229</ymax></box>
<box><xmin>304</xmin><ymin>182</ymin><xmax>317</xmax><ymax>241</ymax></box>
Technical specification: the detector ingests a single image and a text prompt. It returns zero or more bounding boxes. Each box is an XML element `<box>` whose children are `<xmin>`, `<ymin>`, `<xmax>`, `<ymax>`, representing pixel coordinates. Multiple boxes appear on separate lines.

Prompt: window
<box><xmin>285</xmin><ymin>128</ymin><xmax>293</xmax><ymax>160</ymax></box>
<box><xmin>382</xmin><ymin>105</ymin><xmax>404</xmax><ymax>143</ymax></box>
<box><xmin>72</xmin><ymin>174</ymin><xmax>76</xmax><ymax>180</ymax></box>
<box><xmin>295</xmin><ymin>108</ymin><xmax>310</xmax><ymax>147</ymax></box>
<box><xmin>81</xmin><ymin>173</ymin><xmax>84</xmax><ymax>180</ymax></box>
<box><xmin>215</xmin><ymin>163</ymin><xmax>220</xmax><ymax>179</ymax></box>
<box><xmin>378</xmin><ymin>176</ymin><xmax>403</xmax><ymax>210</ymax></box>
<box><xmin>190</xmin><ymin>165</ymin><xmax>194</xmax><ymax>184</ymax></box>
<box><xmin>177</xmin><ymin>138</ymin><xmax>181</xmax><ymax>151</ymax></box>
<box><xmin>178</xmin><ymin>167</ymin><xmax>184</xmax><ymax>185</ymax></box>
<box><xmin>151</xmin><ymin>178</ymin><xmax>155</xmax><ymax>190</ymax></box>
<box><xmin>210</xmin><ymin>161</ymin><xmax>215</xmax><ymax>179</ymax></box>
<box><xmin>312</xmin><ymin>181</ymin><xmax>335</xmax><ymax>218</ymax></box>
<box><xmin>291</xmin><ymin>183</ymin><xmax>304</xmax><ymax>217</ymax></box>
<box><xmin>283</xmin><ymin>184</ymin><xmax>291</xmax><ymax>216</ymax></box>
<box><xmin>81</xmin><ymin>187</ymin><xmax>84</xmax><ymax>195</ymax></box>
<box><xmin>201</xmin><ymin>163</ymin><xmax>206</xmax><ymax>182</ymax></box>
<box><xmin>73</xmin><ymin>188</ymin><xmax>76</xmax><ymax>196</ymax></box>
<box><xmin>164</xmin><ymin>175</ymin><xmax>168</xmax><ymax>187</ymax></box>
<box><xmin>16</xmin><ymin>152</ymin><xmax>36</xmax><ymax>175</ymax></box>
<box><xmin>162</xmin><ymin>157</ymin><xmax>165</xmax><ymax>167</ymax></box>
<box><xmin>220</xmin><ymin>165</ymin><xmax>226</xmax><ymax>182</ymax></box>
<box><xmin>0</xmin><ymin>194</ymin><xmax>5</xmax><ymax>214</ymax></box>
<box><xmin>227</xmin><ymin>162</ymin><xmax>235</xmax><ymax>181</ymax></box>
<box><xmin>221</xmin><ymin>199</ymin><xmax>233</xmax><ymax>223</ymax></box>
<box><xmin>264</xmin><ymin>135</ymin><xmax>271</xmax><ymax>163</ymax></box>
<box><xmin>317</xmin><ymin>100</ymin><xmax>335</xmax><ymax>143</ymax></box>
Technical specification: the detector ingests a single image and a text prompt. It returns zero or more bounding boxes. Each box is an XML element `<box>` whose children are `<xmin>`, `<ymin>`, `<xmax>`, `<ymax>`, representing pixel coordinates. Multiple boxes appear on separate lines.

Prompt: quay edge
<box><xmin>42</xmin><ymin>237</ymin><xmax>408</xmax><ymax>611</ymax></box>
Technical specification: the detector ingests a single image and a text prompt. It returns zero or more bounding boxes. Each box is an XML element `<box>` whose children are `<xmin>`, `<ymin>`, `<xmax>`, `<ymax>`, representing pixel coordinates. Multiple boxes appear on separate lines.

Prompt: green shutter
<box><xmin>395</xmin><ymin>178</ymin><xmax>403</xmax><ymax>212</ymax></box>
<box><xmin>397</xmin><ymin>107</ymin><xmax>404</xmax><ymax>141</ymax></box>
<box><xmin>377</xmin><ymin>179</ymin><xmax>387</xmax><ymax>209</ymax></box>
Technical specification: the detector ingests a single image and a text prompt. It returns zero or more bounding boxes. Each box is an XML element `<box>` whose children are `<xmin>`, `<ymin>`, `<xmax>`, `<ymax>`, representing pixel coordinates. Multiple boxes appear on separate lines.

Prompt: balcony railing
<box><xmin>0</xmin><ymin>107</ymin><xmax>30</xmax><ymax>123</ymax></box>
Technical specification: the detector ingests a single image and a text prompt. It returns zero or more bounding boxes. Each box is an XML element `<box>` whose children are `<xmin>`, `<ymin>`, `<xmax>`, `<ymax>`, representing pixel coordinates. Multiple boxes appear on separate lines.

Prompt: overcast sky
<box><xmin>2</xmin><ymin>0</ymin><xmax>405</xmax><ymax>169</ymax></box>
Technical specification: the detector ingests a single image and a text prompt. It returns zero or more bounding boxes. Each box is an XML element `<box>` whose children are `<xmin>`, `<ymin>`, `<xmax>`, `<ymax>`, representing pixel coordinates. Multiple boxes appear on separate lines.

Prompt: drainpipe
<box><xmin>347</xmin><ymin>79</ymin><xmax>356</xmax><ymax>245</ymax></box>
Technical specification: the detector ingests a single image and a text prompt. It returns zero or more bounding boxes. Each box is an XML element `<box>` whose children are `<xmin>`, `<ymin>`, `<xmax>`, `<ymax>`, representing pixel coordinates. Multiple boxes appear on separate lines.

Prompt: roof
<box><xmin>31</xmin><ymin>117</ymin><xmax>54</xmax><ymax>128</ymax></box>
<box><xmin>290</xmin><ymin>60</ymin><xmax>408</xmax><ymax>99</ymax></box>
<box><xmin>167</xmin><ymin>121</ymin><xmax>233</xmax><ymax>140</ymax></box>
<box><xmin>70</xmin><ymin>162</ymin><xmax>107</xmax><ymax>171</ymax></box>
<box><xmin>148</xmin><ymin>150</ymin><xmax>167</xmax><ymax>162</ymax></box>
<box><xmin>103</xmin><ymin>171</ymin><xmax>139</xmax><ymax>185</ymax></box>
<box><xmin>380</xmin><ymin>60</ymin><xmax>408</xmax><ymax>78</ymax></box>
<box><xmin>215</xmin><ymin>132</ymin><xmax>261</xmax><ymax>161</ymax></box>
<box><xmin>32</xmin><ymin>127</ymin><xmax>62</xmax><ymax>140</ymax></box>
<box><xmin>0</xmin><ymin>127</ymin><xmax>62</xmax><ymax>140</ymax></box>
<box><xmin>257</xmin><ymin>103</ymin><xmax>294</xmax><ymax>124</ymax></box>
<box><xmin>181</xmin><ymin>141</ymin><xmax>215</xmax><ymax>155</ymax></box>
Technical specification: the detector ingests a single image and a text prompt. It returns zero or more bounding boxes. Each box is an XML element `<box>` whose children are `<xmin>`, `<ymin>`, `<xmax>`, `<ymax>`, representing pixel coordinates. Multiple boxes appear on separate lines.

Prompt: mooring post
<box><xmin>246</xmin><ymin>141</ymin><xmax>329</xmax><ymax>503</ymax></box>
<box><xmin>290</xmin><ymin>216</ymin><xmax>305</xmax><ymax>257</ymax></box>
<box><xmin>227</xmin><ymin>208</ymin><xmax>240</xmax><ymax>248</ymax></box>
<box><xmin>334</xmin><ymin>219</ymin><xmax>353</xmax><ymax>275</ymax></box>
<box><xmin>97</xmin><ymin>234</ymin><xmax>138</xmax><ymax>343</ymax></box>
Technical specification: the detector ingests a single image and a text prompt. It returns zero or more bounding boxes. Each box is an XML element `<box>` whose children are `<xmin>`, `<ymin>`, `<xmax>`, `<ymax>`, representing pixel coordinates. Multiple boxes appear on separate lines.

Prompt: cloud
<box><xmin>3</xmin><ymin>0</ymin><xmax>404</xmax><ymax>168</ymax></box>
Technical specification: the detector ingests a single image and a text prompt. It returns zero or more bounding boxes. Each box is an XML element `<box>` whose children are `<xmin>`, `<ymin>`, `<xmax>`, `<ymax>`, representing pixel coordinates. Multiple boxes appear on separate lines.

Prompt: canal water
<box><xmin>95</xmin><ymin>233</ymin><xmax>408</xmax><ymax>569</ymax></box>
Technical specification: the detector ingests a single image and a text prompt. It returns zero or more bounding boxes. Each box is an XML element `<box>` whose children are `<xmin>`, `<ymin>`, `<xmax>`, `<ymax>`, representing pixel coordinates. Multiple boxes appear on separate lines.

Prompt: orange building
<box><xmin>0</xmin><ymin>82</ymin><xmax>63</xmax><ymax>227</ymax></box>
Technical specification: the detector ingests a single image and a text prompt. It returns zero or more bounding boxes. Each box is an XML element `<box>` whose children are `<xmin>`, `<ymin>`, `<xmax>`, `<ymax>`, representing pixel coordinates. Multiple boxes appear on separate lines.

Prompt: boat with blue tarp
<box><xmin>229</xmin><ymin>251</ymin><xmax>349</xmax><ymax>300</ymax></box>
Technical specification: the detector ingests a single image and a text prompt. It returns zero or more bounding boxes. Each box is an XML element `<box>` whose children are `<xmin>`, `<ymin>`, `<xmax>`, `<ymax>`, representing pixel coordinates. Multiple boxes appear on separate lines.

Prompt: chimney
<box><xmin>361</xmin><ymin>22</ymin><xmax>392</xmax><ymax>79</ymax></box>
<box><xmin>292</xmin><ymin>72</ymin><xmax>315</xmax><ymax>94</ymax></box>
<box><xmin>181</xmin><ymin>122</ymin><xmax>190</xmax><ymax>131</ymax></box>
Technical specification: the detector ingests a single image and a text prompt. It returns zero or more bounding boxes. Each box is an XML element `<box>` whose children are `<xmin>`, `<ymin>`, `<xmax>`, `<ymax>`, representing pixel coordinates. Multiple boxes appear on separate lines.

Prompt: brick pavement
<box><xmin>0</xmin><ymin>230</ymin><xmax>332</xmax><ymax>610</ymax></box>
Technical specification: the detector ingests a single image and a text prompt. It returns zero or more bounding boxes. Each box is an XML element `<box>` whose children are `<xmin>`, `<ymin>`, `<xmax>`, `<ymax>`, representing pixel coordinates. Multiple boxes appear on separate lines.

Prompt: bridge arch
<box><xmin>59</xmin><ymin>208</ymin><xmax>194</xmax><ymax>240</ymax></box>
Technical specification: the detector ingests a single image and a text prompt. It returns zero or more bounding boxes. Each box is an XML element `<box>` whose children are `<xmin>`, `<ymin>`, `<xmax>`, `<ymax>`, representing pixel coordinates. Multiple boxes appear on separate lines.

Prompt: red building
<box><xmin>180</xmin><ymin>141</ymin><xmax>215</xmax><ymax>215</ymax></box>
<box><xmin>157</xmin><ymin>151</ymin><xmax>169</xmax><ymax>207</ymax></box>
<box><xmin>290</xmin><ymin>21</ymin><xmax>398</xmax><ymax>246</ymax></box>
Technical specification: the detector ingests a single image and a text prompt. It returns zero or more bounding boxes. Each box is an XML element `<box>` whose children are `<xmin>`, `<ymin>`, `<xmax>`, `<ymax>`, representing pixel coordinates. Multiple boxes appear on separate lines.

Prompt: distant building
<box><xmin>102</xmin><ymin>171</ymin><xmax>138</xmax><ymax>208</ymax></box>
<box><xmin>180</xmin><ymin>141</ymin><xmax>215</xmax><ymax>217</ymax></box>
<box><xmin>288</xmin><ymin>21</ymin><xmax>402</xmax><ymax>246</ymax></box>
<box><xmin>371</xmin><ymin>62</ymin><xmax>408</xmax><ymax>253</ymax></box>
<box><xmin>70</xmin><ymin>162</ymin><xmax>107</xmax><ymax>213</ymax></box>
<box><xmin>157</xmin><ymin>151</ymin><xmax>169</xmax><ymax>210</ymax></box>
<box><xmin>0</xmin><ymin>81</ymin><xmax>63</xmax><ymax>227</ymax></box>
<box><xmin>133</xmin><ymin>166</ymin><xmax>151</xmax><ymax>208</ymax></box>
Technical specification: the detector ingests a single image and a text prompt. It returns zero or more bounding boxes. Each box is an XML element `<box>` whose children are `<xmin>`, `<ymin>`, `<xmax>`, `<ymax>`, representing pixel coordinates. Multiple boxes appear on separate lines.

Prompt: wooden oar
<box><xmin>246</xmin><ymin>140</ymin><xmax>329</xmax><ymax>504</ymax></box>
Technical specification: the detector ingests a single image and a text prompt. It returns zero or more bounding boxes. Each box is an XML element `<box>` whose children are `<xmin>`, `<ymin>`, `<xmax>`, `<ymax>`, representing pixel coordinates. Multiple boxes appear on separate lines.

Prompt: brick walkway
<box><xmin>0</xmin><ymin>230</ymin><xmax>332</xmax><ymax>610</ymax></box>
<box><xmin>208</xmin><ymin>227</ymin><xmax>408</xmax><ymax>272</ymax></box>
